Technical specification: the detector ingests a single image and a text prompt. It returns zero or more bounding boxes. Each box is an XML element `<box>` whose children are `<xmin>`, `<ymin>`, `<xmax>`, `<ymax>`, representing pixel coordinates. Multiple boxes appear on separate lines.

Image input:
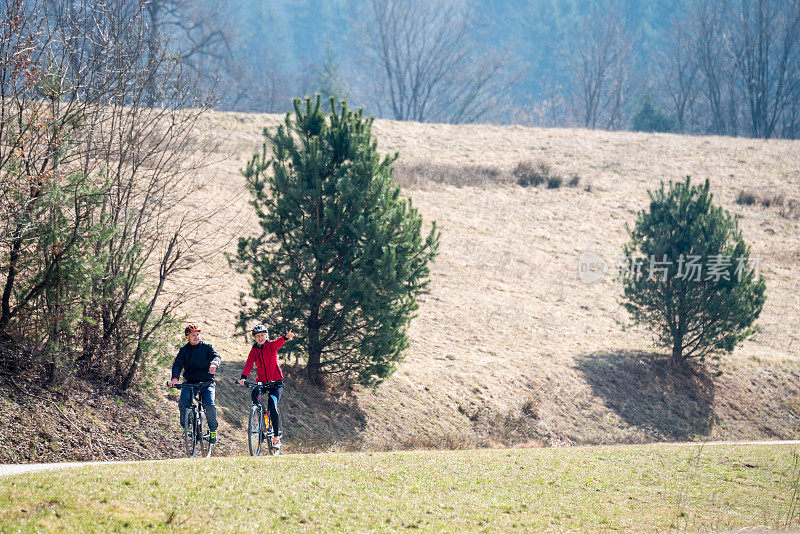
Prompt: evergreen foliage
<box><xmin>621</xmin><ymin>177</ymin><xmax>766</xmax><ymax>369</ymax></box>
<box><xmin>232</xmin><ymin>96</ymin><xmax>440</xmax><ymax>386</ymax></box>
<box><xmin>316</xmin><ymin>43</ymin><xmax>346</xmax><ymax>103</ymax></box>
<box><xmin>631</xmin><ymin>89</ymin><xmax>676</xmax><ymax>132</ymax></box>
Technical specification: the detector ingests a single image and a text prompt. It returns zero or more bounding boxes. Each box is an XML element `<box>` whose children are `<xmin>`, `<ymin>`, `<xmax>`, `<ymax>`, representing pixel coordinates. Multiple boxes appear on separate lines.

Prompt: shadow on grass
<box><xmin>574</xmin><ymin>350</ymin><xmax>716</xmax><ymax>440</ymax></box>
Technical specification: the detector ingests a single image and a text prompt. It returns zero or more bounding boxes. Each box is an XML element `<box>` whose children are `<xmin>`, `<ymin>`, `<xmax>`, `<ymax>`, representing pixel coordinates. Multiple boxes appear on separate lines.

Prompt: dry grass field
<box><xmin>166</xmin><ymin>110</ymin><xmax>800</xmax><ymax>453</ymax></box>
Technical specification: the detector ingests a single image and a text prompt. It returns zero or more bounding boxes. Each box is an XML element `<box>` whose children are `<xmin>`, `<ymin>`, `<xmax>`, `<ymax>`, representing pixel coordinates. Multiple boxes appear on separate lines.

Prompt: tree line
<box><xmin>137</xmin><ymin>0</ymin><xmax>800</xmax><ymax>139</ymax></box>
<box><xmin>566</xmin><ymin>0</ymin><xmax>800</xmax><ymax>138</ymax></box>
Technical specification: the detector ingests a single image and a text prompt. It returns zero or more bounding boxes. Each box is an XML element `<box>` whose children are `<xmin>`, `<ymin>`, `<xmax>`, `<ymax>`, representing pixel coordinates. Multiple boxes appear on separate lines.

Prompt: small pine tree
<box><xmin>232</xmin><ymin>96</ymin><xmax>440</xmax><ymax>386</ymax></box>
<box><xmin>621</xmin><ymin>177</ymin><xmax>766</xmax><ymax>369</ymax></box>
<box><xmin>631</xmin><ymin>89</ymin><xmax>676</xmax><ymax>133</ymax></box>
<box><xmin>316</xmin><ymin>43</ymin><xmax>346</xmax><ymax>103</ymax></box>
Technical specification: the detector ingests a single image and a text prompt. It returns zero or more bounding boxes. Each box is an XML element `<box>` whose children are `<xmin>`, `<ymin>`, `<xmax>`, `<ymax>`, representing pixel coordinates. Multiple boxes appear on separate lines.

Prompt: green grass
<box><xmin>1</xmin><ymin>444</ymin><xmax>799</xmax><ymax>532</ymax></box>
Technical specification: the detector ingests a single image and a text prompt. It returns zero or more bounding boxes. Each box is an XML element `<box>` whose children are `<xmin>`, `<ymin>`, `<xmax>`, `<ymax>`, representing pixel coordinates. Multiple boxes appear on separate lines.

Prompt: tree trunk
<box><xmin>306</xmin><ymin>306</ymin><xmax>323</xmax><ymax>386</ymax></box>
<box><xmin>306</xmin><ymin>349</ymin><xmax>323</xmax><ymax>386</ymax></box>
<box><xmin>671</xmin><ymin>336</ymin><xmax>684</xmax><ymax>369</ymax></box>
<box><xmin>0</xmin><ymin>235</ymin><xmax>23</xmax><ymax>333</ymax></box>
<box><xmin>122</xmin><ymin>343</ymin><xmax>143</xmax><ymax>390</ymax></box>
<box><xmin>306</xmin><ymin>269</ymin><xmax>323</xmax><ymax>386</ymax></box>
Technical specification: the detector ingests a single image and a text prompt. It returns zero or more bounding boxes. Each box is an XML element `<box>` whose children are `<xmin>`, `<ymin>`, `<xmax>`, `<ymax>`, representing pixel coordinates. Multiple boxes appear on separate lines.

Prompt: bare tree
<box><xmin>658</xmin><ymin>14</ymin><xmax>700</xmax><ymax>132</ymax></box>
<box><xmin>64</xmin><ymin>0</ymin><xmax>228</xmax><ymax>388</ymax></box>
<box><xmin>359</xmin><ymin>0</ymin><xmax>511</xmax><ymax>124</ymax></box>
<box><xmin>687</xmin><ymin>0</ymin><xmax>735</xmax><ymax>134</ymax></box>
<box><xmin>222</xmin><ymin>52</ymin><xmax>294</xmax><ymax>113</ymax></box>
<box><xmin>782</xmin><ymin>88</ymin><xmax>800</xmax><ymax>137</ymax></box>
<box><xmin>142</xmin><ymin>0</ymin><xmax>233</xmax><ymax>105</ymax></box>
<box><xmin>568</xmin><ymin>0</ymin><xmax>635</xmax><ymax>130</ymax></box>
<box><xmin>725</xmin><ymin>0</ymin><xmax>800</xmax><ymax>139</ymax></box>
<box><xmin>676</xmin><ymin>0</ymin><xmax>800</xmax><ymax>138</ymax></box>
<box><xmin>1</xmin><ymin>0</ymin><xmax>229</xmax><ymax>387</ymax></box>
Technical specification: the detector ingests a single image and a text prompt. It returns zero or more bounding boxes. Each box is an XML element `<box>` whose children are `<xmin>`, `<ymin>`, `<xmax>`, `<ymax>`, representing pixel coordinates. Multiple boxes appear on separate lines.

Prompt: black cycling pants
<box><xmin>251</xmin><ymin>385</ymin><xmax>283</xmax><ymax>436</ymax></box>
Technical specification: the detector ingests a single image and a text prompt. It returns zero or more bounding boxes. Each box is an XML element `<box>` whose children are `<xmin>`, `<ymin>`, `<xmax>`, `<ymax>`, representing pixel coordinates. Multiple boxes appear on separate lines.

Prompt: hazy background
<box><xmin>154</xmin><ymin>0</ymin><xmax>800</xmax><ymax>139</ymax></box>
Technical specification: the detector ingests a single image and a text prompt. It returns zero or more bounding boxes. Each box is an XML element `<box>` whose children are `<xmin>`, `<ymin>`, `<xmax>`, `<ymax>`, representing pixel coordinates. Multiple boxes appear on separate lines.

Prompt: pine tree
<box><xmin>621</xmin><ymin>177</ymin><xmax>766</xmax><ymax>370</ymax></box>
<box><xmin>316</xmin><ymin>42</ymin><xmax>346</xmax><ymax>103</ymax></box>
<box><xmin>631</xmin><ymin>88</ymin><xmax>676</xmax><ymax>133</ymax></box>
<box><xmin>232</xmin><ymin>96</ymin><xmax>440</xmax><ymax>386</ymax></box>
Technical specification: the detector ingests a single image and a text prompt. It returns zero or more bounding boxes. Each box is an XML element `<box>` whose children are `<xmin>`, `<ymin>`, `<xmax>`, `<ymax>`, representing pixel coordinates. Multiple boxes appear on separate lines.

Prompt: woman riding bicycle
<box><xmin>237</xmin><ymin>324</ymin><xmax>294</xmax><ymax>450</ymax></box>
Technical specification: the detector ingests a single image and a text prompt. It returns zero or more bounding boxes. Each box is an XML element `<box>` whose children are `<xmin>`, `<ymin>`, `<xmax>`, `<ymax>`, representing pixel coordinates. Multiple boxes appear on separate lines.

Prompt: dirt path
<box><xmin>2</xmin><ymin>440</ymin><xmax>799</xmax><ymax>478</ymax></box>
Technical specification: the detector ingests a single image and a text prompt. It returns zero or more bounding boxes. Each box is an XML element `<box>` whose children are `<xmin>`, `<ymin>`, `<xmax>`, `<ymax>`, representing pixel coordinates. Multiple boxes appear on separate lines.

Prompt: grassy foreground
<box><xmin>1</xmin><ymin>444</ymin><xmax>799</xmax><ymax>532</ymax></box>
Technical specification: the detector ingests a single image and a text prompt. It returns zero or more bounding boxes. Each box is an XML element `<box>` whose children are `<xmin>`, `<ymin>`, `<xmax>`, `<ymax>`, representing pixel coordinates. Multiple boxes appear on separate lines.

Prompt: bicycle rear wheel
<box><xmin>248</xmin><ymin>405</ymin><xmax>263</xmax><ymax>456</ymax></box>
<box><xmin>184</xmin><ymin>408</ymin><xmax>197</xmax><ymax>458</ymax></box>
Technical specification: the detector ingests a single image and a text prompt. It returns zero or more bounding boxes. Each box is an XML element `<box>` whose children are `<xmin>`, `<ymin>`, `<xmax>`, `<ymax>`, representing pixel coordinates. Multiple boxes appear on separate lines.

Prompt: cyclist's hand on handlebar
<box><xmin>209</xmin><ymin>363</ymin><xmax>217</xmax><ymax>375</ymax></box>
<box><xmin>168</xmin><ymin>378</ymin><xmax>179</xmax><ymax>387</ymax></box>
<box><xmin>237</xmin><ymin>378</ymin><xmax>245</xmax><ymax>385</ymax></box>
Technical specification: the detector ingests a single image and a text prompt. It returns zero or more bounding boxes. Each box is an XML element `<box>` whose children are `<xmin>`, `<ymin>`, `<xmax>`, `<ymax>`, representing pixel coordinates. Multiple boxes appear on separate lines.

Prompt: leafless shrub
<box><xmin>513</xmin><ymin>160</ymin><xmax>556</xmax><ymax>187</ymax></box>
<box><xmin>547</xmin><ymin>175</ymin><xmax>563</xmax><ymax>189</ymax></box>
<box><xmin>467</xmin><ymin>398</ymin><xmax>545</xmax><ymax>447</ymax></box>
<box><xmin>736</xmin><ymin>190</ymin><xmax>758</xmax><ymax>205</ymax></box>
<box><xmin>521</xmin><ymin>396</ymin><xmax>540</xmax><ymax>419</ymax></box>
<box><xmin>736</xmin><ymin>189</ymin><xmax>800</xmax><ymax>219</ymax></box>
<box><xmin>393</xmin><ymin>161</ymin><xmax>512</xmax><ymax>188</ymax></box>
<box><xmin>782</xmin><ymin>199</ymin><xmax>800</xmax><ymax>219</ymax></box>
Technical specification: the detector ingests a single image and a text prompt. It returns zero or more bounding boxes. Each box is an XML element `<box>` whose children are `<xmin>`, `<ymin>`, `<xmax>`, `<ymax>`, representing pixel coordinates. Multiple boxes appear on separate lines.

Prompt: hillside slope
<box><xmin>172</xmin><ymin>111</ymin><xmax>800</xmax><ymax>452</ymax></box>
<box><xmin>3</xmin><ymin>113</ymin><xmax>798</xmax><ymax>461</ymax></box>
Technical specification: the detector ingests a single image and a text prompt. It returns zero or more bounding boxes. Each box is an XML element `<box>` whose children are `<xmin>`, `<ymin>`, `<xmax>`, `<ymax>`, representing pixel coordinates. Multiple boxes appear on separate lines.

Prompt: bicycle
<box><xmin>240</xmin><ymin>380</ymin><xmax>283</xmax><ymax>456</ymax></box>
<box><xmin>170</xmin><ymin>381</ymin><xmax>214</xmax><ymax>458</ymax></box>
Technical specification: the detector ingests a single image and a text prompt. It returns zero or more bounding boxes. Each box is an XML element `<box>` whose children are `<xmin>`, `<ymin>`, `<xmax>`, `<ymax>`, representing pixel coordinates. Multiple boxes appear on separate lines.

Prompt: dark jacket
<box><xmin>171</xmin><ymin>341</ymin><xmax>221</xmax><ymax>383</ymax></box>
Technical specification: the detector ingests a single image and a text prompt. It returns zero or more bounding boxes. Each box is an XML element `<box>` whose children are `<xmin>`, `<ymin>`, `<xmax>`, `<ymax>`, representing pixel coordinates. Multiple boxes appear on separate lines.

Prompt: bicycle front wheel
<box><xmin>248</xmin><ymin>405</ymin><xmax>263</xmax><ymax>456</ymax></box>
<box><xmin>197</xmin><ymin>408</ymin><xmax>206</xmax><ymax>458</ymax></box>
<box><xmin>184</xmin><ymin>408</ymin><xmax>197</xmax><ymax>458</ymax></box>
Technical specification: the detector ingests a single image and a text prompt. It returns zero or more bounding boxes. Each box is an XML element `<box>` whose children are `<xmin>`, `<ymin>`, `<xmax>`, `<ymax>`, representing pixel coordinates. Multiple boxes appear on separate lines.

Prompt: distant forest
<box><xmin>83</xmin><ymin>0</ymin><xmax>800</xmax><ymax>138</ymax></box>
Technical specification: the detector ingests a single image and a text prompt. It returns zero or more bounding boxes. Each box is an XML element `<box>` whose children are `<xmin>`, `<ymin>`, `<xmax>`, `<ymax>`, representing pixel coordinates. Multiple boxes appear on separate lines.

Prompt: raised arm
<box><xmin>270</xmin><ymin>330</ymin><xmax>294</xmax><ymax>351</ymax></box>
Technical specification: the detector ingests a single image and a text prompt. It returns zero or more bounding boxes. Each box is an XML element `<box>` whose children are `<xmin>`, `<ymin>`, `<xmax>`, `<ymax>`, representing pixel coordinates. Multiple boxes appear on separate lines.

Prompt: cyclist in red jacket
<box><xmin>237</xmin><ymin>324</ymin><xmax>294</xmax><ymax>449</ymax></box>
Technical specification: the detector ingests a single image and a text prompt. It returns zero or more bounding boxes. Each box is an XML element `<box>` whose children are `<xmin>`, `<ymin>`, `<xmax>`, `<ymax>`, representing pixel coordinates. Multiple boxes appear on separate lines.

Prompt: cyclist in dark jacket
<box><xmin>169</xmin><ymin>324</ymin><xmax>221</xmax><ymax>443</ymax></box>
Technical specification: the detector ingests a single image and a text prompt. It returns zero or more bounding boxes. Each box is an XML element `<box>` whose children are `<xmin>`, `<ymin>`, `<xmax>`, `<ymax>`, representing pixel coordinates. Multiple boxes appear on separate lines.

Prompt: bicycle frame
<box><xmin>172</xmin><ymin>381</ymin><xmax>213</xmax><ymax>458</ymax></box>
<box><xmin>241</xmin><ymin>380</ymin><xmax>282</xmax><ymax>456</ymax></box>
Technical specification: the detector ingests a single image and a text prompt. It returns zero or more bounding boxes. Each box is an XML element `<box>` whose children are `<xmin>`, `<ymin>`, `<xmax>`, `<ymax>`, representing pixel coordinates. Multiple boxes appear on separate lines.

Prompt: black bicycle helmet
<box><xmin>251</xmin><ymin>324</ymin><xmax>268</xmax><ymax>336</ymax></box>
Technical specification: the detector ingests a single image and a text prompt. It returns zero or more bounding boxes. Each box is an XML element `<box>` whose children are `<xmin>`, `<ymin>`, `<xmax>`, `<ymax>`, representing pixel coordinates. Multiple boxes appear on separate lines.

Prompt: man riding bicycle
<box><xmin>169</xmin><ymin>324</ymin><xmax>221</xmax><ymax>444</ymax></box>
<box><xmin>237</xmin><ymin>324</ymin><xmax>294</xmax><ymax>450</ymax></box>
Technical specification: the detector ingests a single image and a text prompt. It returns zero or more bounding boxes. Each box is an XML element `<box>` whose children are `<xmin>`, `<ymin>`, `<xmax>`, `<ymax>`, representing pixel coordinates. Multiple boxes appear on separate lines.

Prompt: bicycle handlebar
<box><xmin>167</xmin><ymin>380</ymin><xmax>214</xmax><ymax>389</ymax></box>
<box><xmin>239</xmin><ymin>379</ymin><xmax>283</xmax><ymax>389</ymax></box>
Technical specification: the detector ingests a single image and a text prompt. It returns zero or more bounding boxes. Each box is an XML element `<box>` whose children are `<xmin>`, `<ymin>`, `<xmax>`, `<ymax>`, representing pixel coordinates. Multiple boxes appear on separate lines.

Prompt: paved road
<box><xmin>2</xmin><ymin>440</ymin><xmax>799</xmax><ymax>478</ymax></box>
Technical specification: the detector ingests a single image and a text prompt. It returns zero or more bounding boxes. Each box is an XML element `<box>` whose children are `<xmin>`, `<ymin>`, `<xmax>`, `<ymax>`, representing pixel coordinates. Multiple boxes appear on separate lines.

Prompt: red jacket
<box><xmin>241</xmin><ymin>336</ymin><xmax>286</xmax><ymax>382</ymax></box>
